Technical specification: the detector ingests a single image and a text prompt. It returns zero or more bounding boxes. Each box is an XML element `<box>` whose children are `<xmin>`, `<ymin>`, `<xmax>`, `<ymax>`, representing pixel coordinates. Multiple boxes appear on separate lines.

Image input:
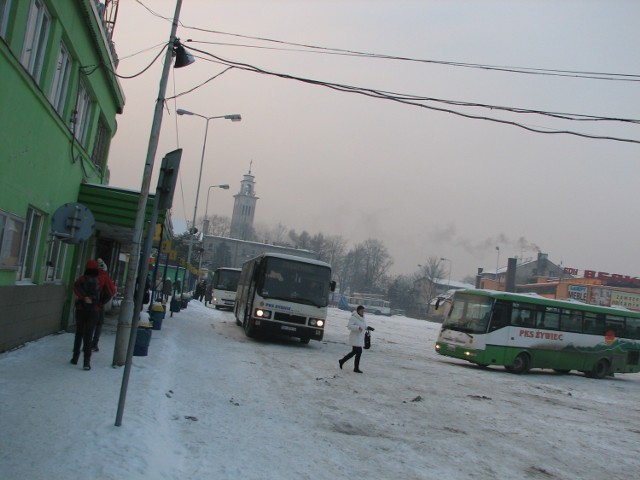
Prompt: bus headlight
<box><xmin>255</xmin><ymin>308</ymin><xmax>272</xmax><ymax>319</ymax></box>
<box><xmin>309</xmin><ymin>318</ymin><xmax>324</xmax><ymax>328</ymax></box>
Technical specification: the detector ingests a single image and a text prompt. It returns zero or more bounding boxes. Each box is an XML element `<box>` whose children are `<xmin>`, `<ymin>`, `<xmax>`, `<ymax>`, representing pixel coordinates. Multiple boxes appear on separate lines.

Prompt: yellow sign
<box><xmin>169</xmin><ymin>249</ymin><xmax>177</xmax><ymax>261</ymax></box>
<box><xmin>161</xmin><ymin>240</ymin><xmax>172</xmax><ymax>252</ymax></box>
<box><xmin>154</xmin><ymin>224</ymin><xmax>162</xmax><ymax>242</ymax></box>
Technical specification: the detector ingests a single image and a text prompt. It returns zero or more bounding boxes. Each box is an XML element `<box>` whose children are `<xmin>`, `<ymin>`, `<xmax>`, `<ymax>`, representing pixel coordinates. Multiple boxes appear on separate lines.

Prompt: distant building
<box><xmin>479</xmin><ymin>253</ymin><xmax>640</xmax><ymax>311</ymax></box>
<box><xmin>229</xmin><ymin>168</ymin><xmax>258</xmax><ymax>241</ymax></box>
<box><xmin>201</xmin><ymin>167</ymin><xmax>317</xmax><ymax>273</ymax></box>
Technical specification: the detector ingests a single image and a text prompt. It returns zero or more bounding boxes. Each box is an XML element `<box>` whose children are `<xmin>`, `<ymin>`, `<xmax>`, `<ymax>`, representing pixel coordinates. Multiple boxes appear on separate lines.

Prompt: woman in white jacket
<box><xmin>339</xmin><ymin>305</ymin><xmax>368</xmax><ymax>373</ymax></box>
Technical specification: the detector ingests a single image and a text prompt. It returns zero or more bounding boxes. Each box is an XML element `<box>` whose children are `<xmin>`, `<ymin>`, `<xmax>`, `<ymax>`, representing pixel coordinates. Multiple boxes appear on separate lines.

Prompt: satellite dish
<box><xmin>50</xmin><ymin>203</ymin><xmax>95</xmax><ymax>244</ymax></box>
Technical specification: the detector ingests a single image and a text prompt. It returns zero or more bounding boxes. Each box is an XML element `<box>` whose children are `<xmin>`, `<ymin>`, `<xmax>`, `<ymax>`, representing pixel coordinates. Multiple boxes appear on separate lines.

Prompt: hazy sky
<box><xmin>108</xmin><ymin>0</ymin><xmax>640</xmax><ymax>281</ymax></box>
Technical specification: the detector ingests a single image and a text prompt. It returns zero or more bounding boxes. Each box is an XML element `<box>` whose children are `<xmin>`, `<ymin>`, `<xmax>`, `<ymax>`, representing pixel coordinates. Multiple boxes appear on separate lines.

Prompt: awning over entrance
<box><xmin>78</xmin><ymin>183</ymin><xmax>172</xmax><ymax>244</ymax></box>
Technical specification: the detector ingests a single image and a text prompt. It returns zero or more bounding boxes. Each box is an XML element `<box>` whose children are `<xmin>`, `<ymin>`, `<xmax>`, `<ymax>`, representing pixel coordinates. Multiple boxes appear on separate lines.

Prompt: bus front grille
<box><xmin>273</xmin><ymin>312</ymin><xmax>307</xmax><ymax>325</ymax></box>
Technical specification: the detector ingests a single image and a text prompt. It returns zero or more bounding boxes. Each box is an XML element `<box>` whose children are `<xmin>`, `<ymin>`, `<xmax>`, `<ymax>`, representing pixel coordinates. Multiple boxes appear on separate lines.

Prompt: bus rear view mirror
<box><xmin>330</xmin><ymin>281</ymin><xmax>336</xmax><ymax>292</ymax></box>
<box><xmin>435</xmin><ymin>297</ymin><xmax>442</xmax><ymax>310</ymax></box>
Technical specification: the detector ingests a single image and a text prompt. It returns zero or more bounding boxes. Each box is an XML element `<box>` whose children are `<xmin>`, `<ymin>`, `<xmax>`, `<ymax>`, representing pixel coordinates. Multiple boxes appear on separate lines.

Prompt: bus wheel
<box><xmin>506</xmin><ymin>353</ymin><xmax>531</xmax><ymax>374</ymax></box>
<box><xmin>299</xmin><ymin>337</ymin><xmax>310</xmax><ymax>345</ymax></box>
<box><xmin>243</xmin><ymin>309</ymin><xmax>256</xmax><ymax>338</ymax></box>
<box><xmin>587</xmin><ymin>359</ymin><xmax>610</xmax><ymax>379</ymax></box>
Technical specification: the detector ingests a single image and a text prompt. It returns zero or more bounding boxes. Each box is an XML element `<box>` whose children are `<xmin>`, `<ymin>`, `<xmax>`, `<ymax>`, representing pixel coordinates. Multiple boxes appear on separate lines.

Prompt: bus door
<box><xmin>485</xmin><ymin>301</ymin><xmax>510</xmax><ymax>365</ymax></box>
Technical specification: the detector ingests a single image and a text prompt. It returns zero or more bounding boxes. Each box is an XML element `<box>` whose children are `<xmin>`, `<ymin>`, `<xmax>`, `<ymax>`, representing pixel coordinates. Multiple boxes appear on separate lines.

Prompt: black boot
<box><xmin>354</xmin><ymin>356</ymin><xmax>363</xmax><ymax>373</ymax></box>
<box><xmin>83</xmin><ymin>356</ymin><xmax>91</xmax><ymax>371</ymax></box>
<box><xmin>70</xmin><ymin>352</ymin><xmax>79</xmax><ymax>365</ymax></box>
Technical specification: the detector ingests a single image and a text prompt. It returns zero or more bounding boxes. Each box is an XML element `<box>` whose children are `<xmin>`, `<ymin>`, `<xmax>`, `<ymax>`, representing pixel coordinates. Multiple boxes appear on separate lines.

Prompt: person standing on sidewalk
<box><xmin>338</xmin><ymin>305</ymin><xmax>368</xmax><ymax>373</ymax></box>
<box><xmin>91</xmin><ymin>258</ymin><xmax>116</xmax><ymax>352</ymax></box>
<box><xmin>163</xmin><ymin>277</ymin><xmax>173</xmax><ymax>302</ymax></box>
<box><xmin>71</xmin><ymin>260</ymin><xmax>113</xmax><ymax>370</ymax></box>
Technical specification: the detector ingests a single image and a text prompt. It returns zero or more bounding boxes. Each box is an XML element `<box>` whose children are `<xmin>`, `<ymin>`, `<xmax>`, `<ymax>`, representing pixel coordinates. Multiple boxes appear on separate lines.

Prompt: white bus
<box><xmin>340</xmin><ymin>293</ymin><xmax>391</xmax><ymax>316</ymax></box>
<box><xmin>210</xmin><ymin>267</ymin><xmax>241</xmax><ymax>310</ymax></box>
<box><xmin>234</xmin><ymin>253</ymin><xmax>335</xmax><ymax>343</ymax></box>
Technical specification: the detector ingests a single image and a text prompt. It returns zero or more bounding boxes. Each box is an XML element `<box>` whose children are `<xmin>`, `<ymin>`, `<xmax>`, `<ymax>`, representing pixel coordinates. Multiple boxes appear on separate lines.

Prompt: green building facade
<box><xmin>0</xmin><ymin>0</ymin><xmax>125</xmax><ymax>351</ymax></box>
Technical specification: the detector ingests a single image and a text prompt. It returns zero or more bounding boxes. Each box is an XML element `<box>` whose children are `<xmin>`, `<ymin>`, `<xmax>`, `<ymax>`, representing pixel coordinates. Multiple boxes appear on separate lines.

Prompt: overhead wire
<box><xmin>181</xmin><ymin>29</ymin><xmax>640</xmax><ymax>83</ymax></box>
<box><xmin>183</xmin><ymin>46</ymin><xmax>640</xmax><ymax>145</ymax></box>
<box><xmin>132</xmin><ymin>0</ymin><xmax>640</xmax><ymax>82</ymax></box>
<box><xmin>128</xmin><ymin>0</ymin><xmax>640</xmax><ymax>144</ymax></box>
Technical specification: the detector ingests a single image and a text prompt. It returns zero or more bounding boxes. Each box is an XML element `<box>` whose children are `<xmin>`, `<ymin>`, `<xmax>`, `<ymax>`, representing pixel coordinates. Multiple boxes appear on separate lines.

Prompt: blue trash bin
<box><xmin>149</xmin><ymin>304</ymin><xmax>165</xmax><ymax>330</ymax></box>
<box><xmin>133</xmin><ymin>327</ymin><xmax>152</xmax><ymax>356</ymax></box>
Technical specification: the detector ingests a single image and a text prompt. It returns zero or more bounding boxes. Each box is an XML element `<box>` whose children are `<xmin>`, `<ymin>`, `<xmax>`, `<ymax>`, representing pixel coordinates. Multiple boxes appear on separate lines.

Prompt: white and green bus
<box><xmin>435</xmin><ymin>289</ymin><xmax>640</xmax><ymax>379</ymax></box>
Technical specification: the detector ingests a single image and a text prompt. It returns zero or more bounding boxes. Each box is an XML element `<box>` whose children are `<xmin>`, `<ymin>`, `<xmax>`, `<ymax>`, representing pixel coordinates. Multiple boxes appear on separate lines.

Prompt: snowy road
<box><xmin>2</xmin><ymin>301</ymin><xmax>640</xmax><ymax>479</ymax></box>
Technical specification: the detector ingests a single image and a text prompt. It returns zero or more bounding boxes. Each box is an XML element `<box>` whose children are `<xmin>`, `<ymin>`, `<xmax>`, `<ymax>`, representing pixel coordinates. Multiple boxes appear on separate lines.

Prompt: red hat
<box><xmin>86</xmin><ymin>259</ymin><xmax>99</xmax><ymax>270</ymax></box>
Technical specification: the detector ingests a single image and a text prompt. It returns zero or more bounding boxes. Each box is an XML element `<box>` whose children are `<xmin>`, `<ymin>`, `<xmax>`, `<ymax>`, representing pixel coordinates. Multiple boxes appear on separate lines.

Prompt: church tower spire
<box><xmin>230</xmin><ymin>164</ymin><xmax>258</xmax><ymax>240</ymax></box>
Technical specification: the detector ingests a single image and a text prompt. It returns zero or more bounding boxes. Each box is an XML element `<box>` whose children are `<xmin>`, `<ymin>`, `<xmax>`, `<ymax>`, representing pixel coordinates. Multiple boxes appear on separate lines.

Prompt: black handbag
<box><xmin>364</xmin><ymin>331</ymin><xmax>371</xmax><ymax>349</ymax></box>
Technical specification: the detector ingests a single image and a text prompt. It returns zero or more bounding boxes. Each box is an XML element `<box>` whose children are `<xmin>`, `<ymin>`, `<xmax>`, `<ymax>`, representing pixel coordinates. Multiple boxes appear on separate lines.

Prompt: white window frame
<box><xmin>0</xmin><ymin>210</ymin><xmax>25</xmax><ymax>271</ymax></box>
<box><xmin>74</xmin><ymin>80</ymin><xmax>93</xmax><ymax>145</ymax></box>
<box><xmin>45</xmin><ymin>237</ymin><xmax>67</xmax><ymax>282</ymax></box>
<box><xmin>0</xmin><ymin>0</ymin><xmax>11</xmax><ymax>38</ymax></box>
<box><xmin>20</xmin><ymin>0</ymin><xmax>50</xmax><ymax>84</ymax></box>
<box><xmin>17</xmin><ymin>207</ymin><xmax>44</xmax><ymax>282</ymax></box>
<box><xmin>49</xmin><ymin>42</ymin><xmax>71</xmax><ymax>116</ymax></box>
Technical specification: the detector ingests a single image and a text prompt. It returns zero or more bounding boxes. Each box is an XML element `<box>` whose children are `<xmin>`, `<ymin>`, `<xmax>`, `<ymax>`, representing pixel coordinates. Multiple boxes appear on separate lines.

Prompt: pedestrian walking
<box><xmin>71</xmin><ymin>259</ymin><xmax>114</xmax><ymax>370</ymax></box>
<box><xmin>338</xmin><ymin>305</ymin><xmax>368</xmax><ymax>373</ymax></box>
<box><xmin>205</xmin><ymin>282</ymin><xmax>213</xmax><ymax>306</ymax></box>
<box><xmin>91</xmin><ymin>258</ymin><xmax>116</xmax><ymax>352</ymax></box>
<box><xmin>163</xmin><ymin>277</ymin><xmax>173</xmax><ymax>302</ymax></box>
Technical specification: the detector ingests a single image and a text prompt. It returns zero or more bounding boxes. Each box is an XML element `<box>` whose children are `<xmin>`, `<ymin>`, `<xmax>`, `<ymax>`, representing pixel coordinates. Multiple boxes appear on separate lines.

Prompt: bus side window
<box><xmin>560</xmin><ymin>309</ymin><xmax>582</xmax><ymax>333</ymax></box>
<box><xmin>489</xmin><ymin>304</ymin><xmax>508</xmax><ymax>331</ymax></box>
<box><xmin>627</xmin><ymin>317</ymin><xmax>640</xmax><ymax>340</ymax></box>
<box><xmin>542</xmin><ymin>307</ymin><xmax>560</xmax><ymax>330</ymax></box>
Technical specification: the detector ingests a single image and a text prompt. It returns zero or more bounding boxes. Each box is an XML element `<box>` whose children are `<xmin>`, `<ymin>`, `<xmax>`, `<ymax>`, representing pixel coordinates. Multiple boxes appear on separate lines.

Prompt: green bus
<box><xmin>435</xmin><ymin>289</ymin><xmax>640</xmax><ymax>379</ymax></box>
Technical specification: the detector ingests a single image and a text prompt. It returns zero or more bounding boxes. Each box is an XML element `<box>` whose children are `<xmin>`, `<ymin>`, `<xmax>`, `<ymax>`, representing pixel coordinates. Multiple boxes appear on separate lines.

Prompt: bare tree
<box><xmin>417</xmin><ymin>256</ymin><xmax>447</xmax><ymax>315</ymax></box>
<box><xmin>340</xmin><ymin>239</ymin><xmax>393</xmax><ymax>294</ymax></box>
<box><xmin>207</xmin><ymin>215</ymin><xmax>231</xmax><ymax>237</ymax></box>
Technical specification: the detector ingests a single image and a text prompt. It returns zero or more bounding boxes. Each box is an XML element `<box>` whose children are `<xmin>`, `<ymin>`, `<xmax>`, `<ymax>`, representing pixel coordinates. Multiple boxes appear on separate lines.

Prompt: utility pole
<box><xmin>114</xmin><ymin>0</ymin><xmax>185</xmax><ymax>426</ymax></box>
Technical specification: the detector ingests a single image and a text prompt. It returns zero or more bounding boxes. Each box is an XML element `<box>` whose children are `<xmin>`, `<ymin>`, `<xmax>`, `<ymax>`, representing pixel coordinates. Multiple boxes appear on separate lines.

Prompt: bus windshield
<box><xmin>258</xmin><ymin>257</ymin><xmax>332</xmax><ymax>307</ymax></box>
<box><xmin>443</xmin><ymin>293</ymin><xmax>494</xmax><ymax>334</ymax></box>
<box><xmin>213</xmin><ymin>269</ymin><xmax>240</xmax><ymax>292</ymax></box>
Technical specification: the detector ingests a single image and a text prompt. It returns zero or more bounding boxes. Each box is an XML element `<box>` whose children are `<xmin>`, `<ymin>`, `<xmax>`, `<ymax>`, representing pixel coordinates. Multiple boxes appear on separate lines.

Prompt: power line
<box><xmin>132</xmin><ymin>0</ymin><xmax>640</xmax><ymax>82</ymax></box>
<box><xmin>182</xmin><ymin>46</ymin><xmax>640</xmax><ymax>145</ymax></box>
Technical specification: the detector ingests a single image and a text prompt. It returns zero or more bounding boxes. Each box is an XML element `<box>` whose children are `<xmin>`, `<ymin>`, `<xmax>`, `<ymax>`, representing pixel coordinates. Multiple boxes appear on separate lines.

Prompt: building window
<box><xmin>0</xmin><ymin>0</ymin><xmax>11</xmax><ymax>38</ymax></box>
<box><xmin>20</xmin><ymin>0</ymin><xmax>50</xmax><ymax>85</ymax></box>
<box><xmin>45</xmin><ymin>237</ymin><xmax>67</xmax><ymax>282</ymax></box>
<box><xmin>91</xmin><ymin>118</ymin><xmax>109</xmax><ymax>169</ymax></box>
<box><xmin>17</xmin><ymin>207</ymin><xmax>44</xmax><ymax>282</ymax></box>
<box><xmin>0</xmin><ymin>209</ymin><xmax>25</xmax><ymax>271</ymax></box>
<box><xmin>49</xmin><ymin>42</ymin><xmax>72</xmax><ymax>116</ymax></box>
<box><xmin>74</xmin><ymin>80</ymin><xmax>93</xmax><ymax>146</ymax></box>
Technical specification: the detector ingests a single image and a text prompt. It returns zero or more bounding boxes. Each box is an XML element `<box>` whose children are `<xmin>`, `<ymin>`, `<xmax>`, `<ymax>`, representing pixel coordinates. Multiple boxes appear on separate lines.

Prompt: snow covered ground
<box><xmin>2</xmin><ymin>300</ymin><xmax>640</xmax><ymax>479</ymax></box>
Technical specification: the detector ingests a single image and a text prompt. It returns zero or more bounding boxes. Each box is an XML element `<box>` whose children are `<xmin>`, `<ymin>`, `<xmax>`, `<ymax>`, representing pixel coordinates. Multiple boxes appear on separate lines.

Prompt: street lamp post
<box><xmin>199</xmin><ymin>183</ymin><xmax>229</xmax><ymax>271</ymax></box>
<box><xmin>203</xmin><ymin>183</ymin><xmax>230</xmax><ymax>235</ymax></box>
<box><xmin>176</xmin><ymin>109</ymin><xmax>241</xmax><ymax>289</ymax></box>
<box><xmin>495</xmin><ymin>246</ymin><xmax>501</xmax><ymax>287</ymax></box>
<box><xmin>440</xmin><ymin>257</ymin><xmax>452</xmax><ymax>290</ymax></box>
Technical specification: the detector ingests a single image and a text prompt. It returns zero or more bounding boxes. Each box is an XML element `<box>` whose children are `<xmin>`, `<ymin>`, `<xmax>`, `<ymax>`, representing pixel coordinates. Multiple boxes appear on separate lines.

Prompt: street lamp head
<box><xmin>176</xmin><ymin>108</ymin><xmax>193</xmax><ymax>116</ymax></box>
<box><xmin>219</xmin><ymin>184</ymin><xmax>230</xmax><ymax>190</ymax></box>
<box><xmin>224</xmin><ymin>114</ymin><xmax>242</xmax><ymax>122</ymax></box>
<box><xmin>173</xmin><ymin>42</ymin><xmax>195</xmax><ymax>68</ymax></box>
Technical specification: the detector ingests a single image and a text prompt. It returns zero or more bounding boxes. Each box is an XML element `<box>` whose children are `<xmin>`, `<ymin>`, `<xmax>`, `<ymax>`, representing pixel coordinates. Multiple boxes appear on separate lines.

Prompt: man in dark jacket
<box><xmin>71</xmin><ymin>259</ymin><xmax>113</xmax><ymax>371</ymax></box>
